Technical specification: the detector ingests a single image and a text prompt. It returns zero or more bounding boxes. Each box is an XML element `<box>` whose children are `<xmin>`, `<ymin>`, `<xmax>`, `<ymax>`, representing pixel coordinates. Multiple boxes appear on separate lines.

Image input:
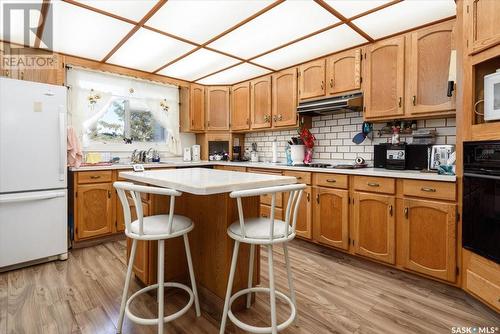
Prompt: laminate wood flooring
<box><xmin>0</xmin><ymin>239</ymin><xmax>498</xmax><ymax>334</ymax></box>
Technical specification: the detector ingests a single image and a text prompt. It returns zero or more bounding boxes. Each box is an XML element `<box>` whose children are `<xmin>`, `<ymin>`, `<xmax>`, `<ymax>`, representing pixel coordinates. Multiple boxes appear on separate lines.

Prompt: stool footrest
<box><xmin>227</xmin><ymin>287</ymin><xmax>296</xmax><ymax>334</ymax></box>
<box><xmin>125</xmin><ymin>282</ymin><xmax>194</xmax><ymax>326</ymax></box>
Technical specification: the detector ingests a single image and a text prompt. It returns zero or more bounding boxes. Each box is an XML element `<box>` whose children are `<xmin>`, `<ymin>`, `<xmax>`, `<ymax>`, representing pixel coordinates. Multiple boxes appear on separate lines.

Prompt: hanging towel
<box><xmin>67</xmin><ymin>126</ymin><xmax>83</xmax><ymax>168</ymax></box>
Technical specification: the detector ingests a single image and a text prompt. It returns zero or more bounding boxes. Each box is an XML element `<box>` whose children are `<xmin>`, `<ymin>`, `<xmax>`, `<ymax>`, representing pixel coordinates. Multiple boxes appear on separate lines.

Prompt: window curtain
<box><xmin>66</xmin><ymin>67</ymin><xmax>180</xmax><ymax>153</ymax></box>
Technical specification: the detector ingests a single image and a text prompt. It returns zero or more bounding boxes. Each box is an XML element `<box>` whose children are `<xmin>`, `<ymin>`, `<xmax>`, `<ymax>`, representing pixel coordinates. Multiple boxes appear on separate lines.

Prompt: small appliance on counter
<box><xmin>430</xmin><ymin>144</ymin><xmax>455</xmax><ymax>170</ymax></box>
<box><xmin>231</xmin><ymin>137</ymin><xmax>248</xmax><ymax>162</ymax></box>
<box><xmin>192</xmin><ymin>144</ymin><xmax>201</xmax><ymax>162</ymax></box>
<box><xmin>374</xmin><ymin>143</ymin><xmax>389</xmax><ymax>168</ymax></box>
<box><xmin>250</xmin><ymin>142</ymin><xmax>259</xmax><ymax>162</ymax></box>
<box><xmin>386</xmin><ymin>143</ymin><xmax>406</xmax><ymax>170</ymax></box>
<box><xmin>482</xmin><ymin>69</ymin><xmax>500</xmax><ymax>121</ymax></box>
<box><xmin>183</xmin><ymin>147</ymin><xmax>191</xmax><ymax>162</ymax></box>
<box><xmin>406</xmin><ymin>144</ymin><xmax>432</xmax><ymax>170</ymax></box>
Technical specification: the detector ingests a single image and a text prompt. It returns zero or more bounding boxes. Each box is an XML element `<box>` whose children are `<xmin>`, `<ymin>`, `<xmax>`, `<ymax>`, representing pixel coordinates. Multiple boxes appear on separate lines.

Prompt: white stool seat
<box><xmin>228</xmin><ymin>218</ymin><xmax>292</xmax><ymax>240</ymax></box>
<box><xmin>130</xmin><ymin>214</ymin><xmax>193</xmax><ymax>237</ymax></box>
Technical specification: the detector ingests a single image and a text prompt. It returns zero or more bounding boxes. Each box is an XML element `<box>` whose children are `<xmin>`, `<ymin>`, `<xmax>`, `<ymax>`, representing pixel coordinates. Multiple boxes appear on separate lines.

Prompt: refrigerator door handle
<box><xmin>0</xmin><ymin>191</ymin><xmax>66</xmax><ymax>204</ymax></box>
<box><xmin>59</xmin><ymin>109</ymin><xmax>66</xmax><ymax>181</ymax></box>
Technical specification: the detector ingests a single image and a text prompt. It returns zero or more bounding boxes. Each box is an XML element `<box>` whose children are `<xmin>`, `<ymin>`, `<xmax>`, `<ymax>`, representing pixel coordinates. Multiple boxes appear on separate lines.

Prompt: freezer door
<box><xmin>0</xmin><ymin>78</ymin><xmax>67</xmax><ymax>193</ymax></box>
<box><xmin>0</xmin><ymin>190</ymin><xmax>68</xmax><ymax>267</ymax></box>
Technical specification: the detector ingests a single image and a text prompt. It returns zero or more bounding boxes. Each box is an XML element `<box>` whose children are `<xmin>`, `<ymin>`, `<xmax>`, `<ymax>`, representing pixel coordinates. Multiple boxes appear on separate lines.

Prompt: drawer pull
<box><xmin>307</xmin><ymin>193</ymin><xmax>310</xmax><ymax>202</ymax></box>
<box><xmin>326</xmin><ymin>179</ymin><xmax>337</xmax><ymax>183</ymax></box>
<box><xmin>367</xmin><ymin>182</ymin><xmax>380</xmax><ymax>187</ymax></box>
<box><xmin>90</xmin><ymin>175</ymin><xmax>101</xmax><ymax>179</ymax></box>
<box><xmin>389</xmin><ymin>205</ymin><xmax>393</xmax><ymax>217</ymax></box>
<box><xmin>316</xmin><ymin>194</ymin><xmax>320</xmax><ymax>204</ymax></box>
<box><xmin>296</xmin><ymin>176</ymin><xmax>302</xmax><ymax>180</ymax></box>
<box><xmin>404</xmin><ymin>207</ymin><xmax>409</xmax><ymax>219</ymax></box>
<box><xmin>421</xmin><ymin>187</ymin><xmax>436</xmax><ymax>192</ymax></box>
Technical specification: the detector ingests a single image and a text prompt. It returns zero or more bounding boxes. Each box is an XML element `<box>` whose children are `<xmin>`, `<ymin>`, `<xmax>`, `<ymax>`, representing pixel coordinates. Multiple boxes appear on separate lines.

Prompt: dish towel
<box><xmin>67</xmin><ymin>126</ymin><xmax>83</xmax><ymax>168</ymax></box>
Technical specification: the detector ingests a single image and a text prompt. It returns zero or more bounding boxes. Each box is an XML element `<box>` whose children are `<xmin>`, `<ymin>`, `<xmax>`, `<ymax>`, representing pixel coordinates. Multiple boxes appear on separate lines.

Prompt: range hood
<box><xmin>297</xmin><ymin>92</ymin><xmax>363</xmax><ymax>115</ymax></box>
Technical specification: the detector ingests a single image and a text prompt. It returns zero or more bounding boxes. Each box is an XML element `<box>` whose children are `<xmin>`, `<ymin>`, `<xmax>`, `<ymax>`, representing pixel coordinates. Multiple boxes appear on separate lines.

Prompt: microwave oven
<box><xmin>484</xmin><ymin>69</ymin><xmax>500</xmax><ymax>121</ymax></box>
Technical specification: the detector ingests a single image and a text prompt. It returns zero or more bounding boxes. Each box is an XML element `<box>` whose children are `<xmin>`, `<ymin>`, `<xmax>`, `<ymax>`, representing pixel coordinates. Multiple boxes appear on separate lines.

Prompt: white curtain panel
<box><xmin>66</xmin><ymin>67</ymin><xmax>180</xmax><ymax>153</ymax></box>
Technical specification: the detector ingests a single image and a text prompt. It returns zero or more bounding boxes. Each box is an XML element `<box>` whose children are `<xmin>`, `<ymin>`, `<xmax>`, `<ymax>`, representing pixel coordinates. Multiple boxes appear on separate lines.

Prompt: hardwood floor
<box><xmin>0</xmin><ymin>239</ymin><xmax>498</xmax><ymax>334</ymax></box>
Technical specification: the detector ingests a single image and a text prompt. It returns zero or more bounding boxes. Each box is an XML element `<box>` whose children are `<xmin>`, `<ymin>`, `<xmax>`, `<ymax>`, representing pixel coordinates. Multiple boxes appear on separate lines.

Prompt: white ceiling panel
<box><xmin>324</xmin><ymin>0</ymin><xmax>391</xmax><ymax>19</ymax></box>
<box><xmin>73</xmin><ymin>0</ymin><xmax>158</xmax><ymax>22</ymax></box>
<box><xmin>0</xmin><ymin>0</ymin><xmax>42</xmax><ymax>47</ymax></box>
<box><xmin>197</xmin><ymin>63</ymin><xmax>270</xmax><ymax>85</ymax></box>
<box><xmin>208</xmin><ymin>1</ymin><xmax>340</xmax><ymax>59</ymax></box>
<box><xmin>43</xmin><ymin>1</ymin><xmax>134</xmax><ymax>60</ymax></box>
<box><xmin>158</xmin><ymin>49</ymin><xmax>240</xmax><ymax>81</ymax></box>
<box><xmin>107</xmin><ymin>28</ymin><xmax>195</xmax><ymax>72</ymax></box>
<box><xmin>353</xmin><ymin>0</ymin><xmax>456</xmax><ymax>39</ymax></box>
<box><xmin>146</xmin><ymin>0</ymin><xmax>274</xmax><ymax>44</ymax></box>
<box><xmin>253</xmin><ymin>25</ymin><xmax>367</xmax><ymax>70</ymax></box>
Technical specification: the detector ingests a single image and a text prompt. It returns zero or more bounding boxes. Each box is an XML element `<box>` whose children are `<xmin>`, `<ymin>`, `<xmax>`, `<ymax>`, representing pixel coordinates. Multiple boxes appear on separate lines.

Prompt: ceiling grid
<box><xmin>3</xmin><ymin>0</ymin><xmax>456</xmax><ymax>85</ymax></box>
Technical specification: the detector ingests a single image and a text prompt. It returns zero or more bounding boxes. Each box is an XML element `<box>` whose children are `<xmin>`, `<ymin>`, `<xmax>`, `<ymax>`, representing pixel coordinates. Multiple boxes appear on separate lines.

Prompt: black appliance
<box><xmin>406</xmin><ymin>144</ymin><xmax>432</xmax><ymax>170</ymax></box>
<box><xmin>386</xmin><ymin>143</ymin><xmax>406</xmax><ymax>170</ymax></box>
<box><xmin>374</xmin><ymin>143</ymin><xmax>389</xmax><ymax>168</ymax></box>
<box><xmin>463</xmin><ymin>141</ymin><xmax>500</xmax><ymax>264</ymax></box>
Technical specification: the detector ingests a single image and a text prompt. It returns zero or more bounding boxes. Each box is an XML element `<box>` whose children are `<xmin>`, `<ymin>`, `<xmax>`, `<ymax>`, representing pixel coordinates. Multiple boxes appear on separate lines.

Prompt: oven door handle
<box><xmin>464</xmin><ymin>172</ymin><xmax>500</xmax><ymax>180</ymax></box>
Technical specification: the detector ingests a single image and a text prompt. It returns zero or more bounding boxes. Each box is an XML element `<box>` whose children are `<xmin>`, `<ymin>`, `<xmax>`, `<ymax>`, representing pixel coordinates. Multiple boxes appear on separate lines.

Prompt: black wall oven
<box><xmin>463</xmin><ymin>141</ymin><xmax>500</xmax><ymax>264</ymax></box>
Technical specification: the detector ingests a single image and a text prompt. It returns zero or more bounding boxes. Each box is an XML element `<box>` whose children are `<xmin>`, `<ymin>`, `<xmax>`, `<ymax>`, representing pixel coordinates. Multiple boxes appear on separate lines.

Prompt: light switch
<box><xmin>33</xmin><ymin>101</ymin><xmax>42</xmax><ymax>112</ymax></box>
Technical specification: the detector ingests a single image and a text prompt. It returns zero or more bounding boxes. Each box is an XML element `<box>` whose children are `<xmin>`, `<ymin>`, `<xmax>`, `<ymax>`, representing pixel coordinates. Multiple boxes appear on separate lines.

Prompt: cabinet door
<box><xmin>402</xmin><ymin>199</ymin><xmax>456</xmax><ymax>282</ymax></box>
<box><xmin>326</xmin><ymin>48</ymin><xmax>361</xmax><ymax>95</ymax></box>
<box><xmin>468</xmin><ymin>0</ymin><xmax>500</xmax><ymax>54</ymax></box>
<box><xmin>407</xmin><ymin>21</ymin><xmax>455</xmax><ymax>115</ymax></box>
<box><xmin>251</xmin><ymin>76</ymin><xmax>272</xmax><ymax>129</ymax></box>
<box><xmin>18</xmin><ymin>52</ymin><xmax>63</xmax><ymax>85</ymax></box>
<box><xmin>285</xmin><ymin>186</ymin><xmax>312</xmax><ymax>240</ymax></box>
<box><xmin>76</xmin><ymin>183</ymin><xmax>114</xmax><ymax>240</ymax></box>
<box><xmin>364</xmin><ymin>36</ymin><xmax>405</xmax><ymax>119</ymax></box>
<box><xmin>313</xmin><ymin>187</ymin><xmax>349</xmax><ymax>249</ymax></box>
<box><xmin>231</xmin><ymin>82</ymin><xmax>250</xmax><ymax>131</ymax></box>
<box><xmin>353</xmin><ymin>192</ymin><xmax>395</xmax><ymax>264</ymax></box>
<box><xmin>299</xmin><ymin>59</ymin><xmax>326</xmax><ymax>100</ymax></box>
<box><xmin>206</xmin><ymin>86</ymin><xmax>230</xmax><ymax>130</ymax></box>
<box><xmin>190</xmin><ymin>84</ymin><xmax>205</xmax><ymax>131</ymax></box>
<box><xmin>272</xmin><ymin>68</ymin><xmax>298</xmax><ymax>127</ymax></box>
<box><xmin>126</xmin><ymin>202</ymin><xmax>151</xmax><ymax>284</ymax></box>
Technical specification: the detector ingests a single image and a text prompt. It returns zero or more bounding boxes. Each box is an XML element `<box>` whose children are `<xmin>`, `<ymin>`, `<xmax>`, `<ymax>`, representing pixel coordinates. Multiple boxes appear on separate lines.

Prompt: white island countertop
<box><xmin>119</xmin><ymin>167</ymin><xmax>297</xmax><ymax>195</ymax></box>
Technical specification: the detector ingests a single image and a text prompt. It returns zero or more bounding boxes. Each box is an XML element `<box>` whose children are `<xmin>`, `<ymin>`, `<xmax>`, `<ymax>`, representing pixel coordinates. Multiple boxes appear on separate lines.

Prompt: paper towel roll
<box><xmin>272</xmin><ymin>141</ymin><xmax>278</xmax><ymax>163</ymax></box>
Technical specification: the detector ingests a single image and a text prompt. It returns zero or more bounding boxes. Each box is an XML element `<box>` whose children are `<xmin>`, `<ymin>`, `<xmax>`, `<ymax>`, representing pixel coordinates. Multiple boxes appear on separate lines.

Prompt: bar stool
<box><xmin>114</xmin><ymin>182</ymin><xmax>200</xmax><ymax>334</ymax></box>
<box><xmin>220</xmin><ymin>183</ymin><xmax>306</xmax><ymax>334</ymax></box>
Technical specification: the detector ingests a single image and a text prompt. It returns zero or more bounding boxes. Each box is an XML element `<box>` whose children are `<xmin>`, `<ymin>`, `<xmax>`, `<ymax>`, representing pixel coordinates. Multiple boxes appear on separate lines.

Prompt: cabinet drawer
<box><xmin>261</xmin><ymin>192</ymin><xmax>283</xmax><ymax>208</ymax></box>
<box><xmin>313</xmin><ymin>173</ymin><xmax>348</xmax><ymax>189</ymax></box>
<box><xmin>77</xmin><ymin>171</ymin><xmax>113</xmax><ymax>184</ymax></box>
<box><xmin>353</xmin><ymin>176</ymin><xmax>395</xmax><ymax>194</ymax></box>
<box><xmin>403</xmin><ymin>180</ymin><xmax>456</xmax><ymax>201</ymax></box>
<box><xmin>283</xmin><ymin>171</ymin><xmax>311</xmax><ymax>185</ymax></box>
<box><xmin>247</xmin><ymin>168</ymin><xmax>282</xmax><ymax>175</ymax></box>
<box><xmin>260</xmin><ymin>205</ymin><xmax>283</xmax><ymax>220</ymax></box>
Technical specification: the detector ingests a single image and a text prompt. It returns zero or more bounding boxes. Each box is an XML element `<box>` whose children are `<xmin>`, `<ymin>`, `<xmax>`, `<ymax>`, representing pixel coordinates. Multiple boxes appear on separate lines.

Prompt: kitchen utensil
<box><xmin>352</xmin><ymin>122</ymin><xmax>373</xmax><ymax>144</ymax></box>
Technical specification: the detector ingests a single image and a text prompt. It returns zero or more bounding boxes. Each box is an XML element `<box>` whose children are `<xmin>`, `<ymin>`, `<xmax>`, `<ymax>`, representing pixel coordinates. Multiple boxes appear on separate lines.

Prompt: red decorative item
<box><xmin>298</xmin><ymin>126</ymin><xmax>316</xmax><ymax>149</ymax></box>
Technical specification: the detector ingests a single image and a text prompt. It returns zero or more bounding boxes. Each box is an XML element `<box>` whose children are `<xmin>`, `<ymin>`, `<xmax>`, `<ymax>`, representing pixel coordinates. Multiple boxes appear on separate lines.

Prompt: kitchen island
<box><xmin>119</xmin><ymin>168</ymin><xmax>296</xmax><ymax>320</ymax></box>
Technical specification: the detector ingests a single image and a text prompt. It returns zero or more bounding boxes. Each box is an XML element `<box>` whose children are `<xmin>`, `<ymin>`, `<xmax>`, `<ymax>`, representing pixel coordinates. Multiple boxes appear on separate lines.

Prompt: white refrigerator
<box><xmin>0</xmin><ymin>77</ymin><xmax>68</xmax><ymax>269</ymax></box>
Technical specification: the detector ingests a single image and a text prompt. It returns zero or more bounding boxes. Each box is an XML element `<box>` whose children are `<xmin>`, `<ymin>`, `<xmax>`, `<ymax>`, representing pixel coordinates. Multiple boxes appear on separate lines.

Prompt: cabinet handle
<box><xmin>421</xmin><ymin>187</ymin><xmax>436</xmax><ymax>192</ymax></box>
<box><xmin>108</xmin><ymin>190</ymin><xmax>111</xmax><ymax>198</ymax></box>
<box><xmin>296</xmin><ymin>176</ymin><xmax>302</xmax><ymax>180</ymax></box>
<box><xmin>326</xmin><ymin>179</ymin><xmax>337</xmax><ymax>183</ymax></box>
<box><xmin>90</xmin><ymin>175</ymin><xmax>101</xmax><ymax>179</ymax></box>
<box><xmin>367</xmin><ymin>182</ymin><xmax>380</xmax><ymax>187</ymax></box>
<box><xmin>246</xmin><ymin>118</ymin><xmax>249</xmax><ymax>125</ymax></box>
<box><xmin>404</xmin><ymin>207</ymin><xmax>409</xmax><ymax>219</ymax></box>
<box><xmin>262</xmin><ymin>214</ymin><xmax>269</xmax><ymax>218</ymax></box>
<box><xmin>389</xmin><ymin>205</ymin><xmax>393</xmax><ymax>217</ymax></box>
<box><xmin>5</xmin><ymin>70</ymin><xmax>9</xmax><ymax>77</ymax></box>
<box><xmin>278</xmin><ymin>114</ymin><xmax>283</xmax><ymax>121</ymax></box>
<box><xmin>273</xmin><ymin>115</ymin><xmax>277</xmax><ymax>122</ymax></box>
<box><xmin>398</xmin><ymin>97</ymin><xmax>402</xmax><ymax>108</ymax></box>
<box><xmin>330</xmin><ymin>79</ymin><xmax>333</xmax><ymax>88</ymax></box>
<box><xmin>316</xmin><ymin>194</ymin><xmax>320</xmax><ymax>204</ymax></box>
<box><xmin>412</xmin><ymin>95</ymin><xmax>416</xmax><ymax>106</ymax></box>
<box><xmin>20</xmin><ymin>71</ymin><xmax>24</xmax><ymax>80</ymax></box>
<box><xmin>320</xmin><ymin>81</ymin><xmax>324</xmax><ymax>90</ymax></box>
<box><xmin>307</xmin><ymin>193</ymin><xmax>310</xmax><ymax>202</ymax></box>
<box><xmin>268</xmin><ymin>114</ymin><xmax>272</xmax><ymax>123</ymax></box>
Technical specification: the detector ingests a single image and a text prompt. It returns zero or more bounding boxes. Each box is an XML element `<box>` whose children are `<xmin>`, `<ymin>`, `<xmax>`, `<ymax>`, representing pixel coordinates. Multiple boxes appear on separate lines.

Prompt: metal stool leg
<box><xmin>158</xmin><ymin>240</ymin><xmax>165</xmax><ymax>334</ymax></box>
<box><xmin>246</xmin><ymin>244</ymin><xmax>255</xmax><ymax>309</ymax></box>
<box><xmin>117</xmin><ymin>239</ymin><xmax>138</xmax><ymax>334</ymax></box>
<box><xmin>268</xmin><ymin>245</ymin><xmax>278</xmax><ymax>334</ymax></box>
<box><xmin>183</xmin><ymin>234</ymin><xmax>201</xmax><ymax>317</ymax></box>
<box><xmin>219</xmin><ymin>241</ymin><xmax>240</xmax><ymax>334</ymax></box>
<box><xmin>283</xmin><ymin>242</ymin><xmax>297</xmax><ymax>325</ymax></box>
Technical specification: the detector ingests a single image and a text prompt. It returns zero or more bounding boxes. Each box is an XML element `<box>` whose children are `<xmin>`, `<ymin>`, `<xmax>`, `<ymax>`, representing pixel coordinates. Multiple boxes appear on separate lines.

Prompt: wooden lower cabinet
<box><xmin>313</xmin><ymin>187</ymin><xmax>349</xmax><ymax>249</ymax></box>
<box><xmin>75</xmin><ymin>183</ymin><xmax>114</xmax><ymax>240</ymax></box>
<box><xmin>353</xmin><ymin>192</ymin><xmax>396</xmax><ymax>264</ymax></box>
<box><xmin>401</xmin><ymin>199</ymin><xmax>457</xmax><ymax>282</ymax></box>
<box><xmin>284</xmin><ymin>186</ymin><xmax>313</xmax><ymax>240</ymax></box>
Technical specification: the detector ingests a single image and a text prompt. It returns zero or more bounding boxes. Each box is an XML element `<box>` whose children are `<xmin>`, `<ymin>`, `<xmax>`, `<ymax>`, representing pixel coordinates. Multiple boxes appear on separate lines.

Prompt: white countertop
<box><xmin>71</xmin><ymin>160</ymin><xmax>456</xmax><ymax>182</ymax></box>
<box><xmin>119</xmin><ymin>167</ymin><xmax>297</xmax><ymax>195</ymax></box>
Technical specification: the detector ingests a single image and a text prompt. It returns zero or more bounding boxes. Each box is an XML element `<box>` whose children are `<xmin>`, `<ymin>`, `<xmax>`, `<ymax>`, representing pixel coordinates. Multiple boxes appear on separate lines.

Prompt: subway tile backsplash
<box><xmin>244</xmin><ymin>112</ymin><xmax>456</xmax><ymax>165</ymax></box>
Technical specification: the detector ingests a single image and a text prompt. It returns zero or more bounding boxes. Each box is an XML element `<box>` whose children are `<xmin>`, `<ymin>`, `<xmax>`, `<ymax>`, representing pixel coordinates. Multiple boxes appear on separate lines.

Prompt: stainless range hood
<box><xmin>297</xmin><ymin>92</ymin><xmax>363</xmax><ymax>115</ymax></box>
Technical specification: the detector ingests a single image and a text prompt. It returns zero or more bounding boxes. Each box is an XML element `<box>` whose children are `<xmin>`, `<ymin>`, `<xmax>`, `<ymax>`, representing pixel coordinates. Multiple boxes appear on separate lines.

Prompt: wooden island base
<box><xmin>139</xmin><ymin>192</ymin><xmax>260</xmax><ymax>322</ymax></box>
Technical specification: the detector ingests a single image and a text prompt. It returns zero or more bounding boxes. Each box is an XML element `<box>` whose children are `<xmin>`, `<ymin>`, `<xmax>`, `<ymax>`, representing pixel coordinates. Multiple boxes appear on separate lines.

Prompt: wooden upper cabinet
<box><xmin>250</xmin><ymin>76</ymin><xmax>272</xmax><ymax>130</ymax></box>
<box><xmin>189</xmin><ymin>84</ymin><xmax>205</xmax><ymax>131</ymax></box>
<box><xmin>313</xmin><ymin>187</ymin><xmax>349</xmax><ymax>250</ymax></box>
<box><xmin>76</xmin><ymin>183</ymin><xmax>114</xmax><ymax>240</ymax></box>
<box><xmin>402</xmin><ymin>199</ymin><xmax>457</xmax><ymax>282</ymax></box>
<box><xmin>299</xmin><ymin>59</ymin><xmax>326</xmax><ymax>100</ymax></box>
<box><xmin>467</xmin><ymin>0</ymin><xmax>500</xmax><ymax>54</ymax></box>
<box><xmin>326</xmin><ymin>48</ymin><xmax>361</xmax><ymax>96</ymax></box>
<box><xmin>407</xmin><ymin>20</ymin><xmax>455</xmax><ymax>115</ymax></box>
<box><xmin>353</xmin><ymin>192</ymin><xmax>395</xmax><ymax>264</ymax></box>
<box><xmin>272</xmin><ymin>68</ymin><xmax>298</xmax><ymax>127</ymax></box>
<box><xmin>206</xmin><ymin>86</ymin><xmax>230</xmax><ymax>131</ymax></box>
<box><xmin>231</xmin><ymin>82</ymin><xmax>250</xmax><ymax>131</ymax></box>
<box><xmin>364</xmin><ymin>36</ymin><xmax>405</xmax><ymax>119</ymax></box>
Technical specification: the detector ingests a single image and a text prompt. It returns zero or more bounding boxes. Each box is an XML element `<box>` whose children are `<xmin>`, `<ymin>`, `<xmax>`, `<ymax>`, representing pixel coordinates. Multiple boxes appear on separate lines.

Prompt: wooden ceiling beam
<box><xmin>33</xmin><ymin>0</ymin><xmax>51</xmax><ymax>49</ymax></box>
<box><xmin>101</xmin><ymin>0</ymin><xmax>167</xmax><ymax>63</ymax></box>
